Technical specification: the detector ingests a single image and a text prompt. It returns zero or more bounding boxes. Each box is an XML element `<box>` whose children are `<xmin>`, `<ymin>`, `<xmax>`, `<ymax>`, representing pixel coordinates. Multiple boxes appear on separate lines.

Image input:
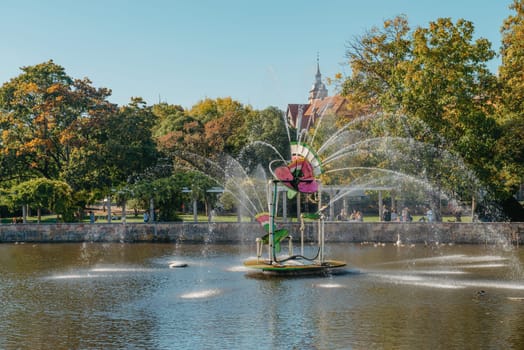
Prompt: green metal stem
<box><xmin>270</xmin><ymin>180</ymin><xmax>279</xmax><ymax>263</ymax></box>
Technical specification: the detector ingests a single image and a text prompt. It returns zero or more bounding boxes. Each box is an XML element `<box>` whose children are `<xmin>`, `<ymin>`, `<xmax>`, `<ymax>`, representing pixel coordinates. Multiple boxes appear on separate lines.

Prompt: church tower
<box><xmin>288</xmin><ymin>55</ymin><xmax>350</xmax><ymax>130</ymax></box>
<box><xmin>308</xmin><ymin>56</ymin><xmax>328</xmax><ymax>103</ymax></box>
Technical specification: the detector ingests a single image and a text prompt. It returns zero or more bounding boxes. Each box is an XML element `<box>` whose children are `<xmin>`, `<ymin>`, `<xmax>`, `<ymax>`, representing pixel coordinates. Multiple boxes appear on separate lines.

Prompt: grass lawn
<box><xmin>1</xmin><ymin>213</ymin><xmax>472</xmax><ymax>224</ymax></box>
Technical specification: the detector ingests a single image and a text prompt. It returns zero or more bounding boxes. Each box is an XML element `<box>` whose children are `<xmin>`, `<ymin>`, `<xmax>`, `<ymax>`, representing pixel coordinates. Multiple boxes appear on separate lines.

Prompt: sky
<box><xmin>0</xmin><ymin>0</ymin><xmax>515</xmax><ymax>111</ymax></box>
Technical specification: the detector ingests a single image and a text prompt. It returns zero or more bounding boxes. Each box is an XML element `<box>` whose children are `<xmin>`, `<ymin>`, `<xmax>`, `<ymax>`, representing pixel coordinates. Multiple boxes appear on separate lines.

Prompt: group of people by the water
<box><xmin>382</xmin><ymin>205</ymin><xmax>438</xmax><ymax>222</ymax></box>
<box><xmin>336</xmin><ymin>205</ymin><xmax>422</xmax><ymax>222</ymax></box>
<box><xmin>337</xmin><ymin>208</ymin><xmax>364</xmax><ymax>221</ymax></box>
<box><xmin>11</xmin><ymin>217</ymin><xmax>23</xmax><ymax>224</ymax></box>
<box><xmin>381</xmin><ymin>206</ymin><xmax>414</xmax><ymax>222</ymax></box>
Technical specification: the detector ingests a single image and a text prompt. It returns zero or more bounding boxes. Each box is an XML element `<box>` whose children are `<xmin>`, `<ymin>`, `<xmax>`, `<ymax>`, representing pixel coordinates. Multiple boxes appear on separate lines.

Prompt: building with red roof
<box><xmin>286</xmin><ymin>58</ymin><xmax>352</xmax><ymax>131</ymax></box>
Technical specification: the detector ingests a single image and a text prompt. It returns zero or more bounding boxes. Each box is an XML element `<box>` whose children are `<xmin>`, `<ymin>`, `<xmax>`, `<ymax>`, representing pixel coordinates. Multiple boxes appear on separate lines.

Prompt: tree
<box><xmin>340</xmin><ymin>16</ymin><xmax>523</xmax><ymax>220</ymax></box>
<box><xmin>8</xmin><ymin>178</ymin><xmax>73</xmax><ymax>222</ymax></box>
<box><xmin>189</xmin><ymin>97</ymin><xmax>252</xmax><ymax>157</ymax></box>
<box><xmin>343</xmin><ymin>16</ymin><xmax>497</xmax><ymax>144</ymax></box>
<box><xmin>404</xmin><ymin>18</ymin><xmax>497</xmax><ymax>145</ymax></box>
<box><xmin>63</xmin><ymin>97</ymin><xmax>159</xmax><ymax>197</ymax></box>
<box><xmin>499</xmin><ymin>0</ymin><xmax>524</xmax><ymax>116</ymax></box>
<box><xmin>131</xmin><ymin>170</ymin><xmax>216</xmax><ymax>221</ymax></box>
<box><xmin>0</xmin><ymin>61</ymin><xmax>74</xmax><ymax>182</ymax></box>
<box><xmin>495</xmin><ymin>0</ymin><xmax>524</xmax><ymax>220</ymax></box>
<box><xmin>151</xmin><ymin>102</ymin><xmax>186</xmax><ymax>139</ymax></box>
<box><xmin>0</xmin><ymin>61</ymin><xmax>116</xmax><ymax>184</ymax></box>
<box><xmin>155</xmin><ymin>111</ymin><xmax>208</xmax><ymax>158</ymax></box>
<box><xmin>189</xmin><ymin>97</ymin><xmax>245</xmax><ymax>124</ymax></box>
<box><xmin>154</xmin><ymin>99</ymin><xmax>253</xmax><ymax>161</ymax></box>
<box><xmin>342</xmin><ymin>15</ymin><xmax>412</xmax><ymax>115</ymax></box>
<box><xmin>0</xmin><ymin>60</ymin><xmax>121</xmax><ymax>214</ymax></box>
<box><xmin>237</xmin><ymin>106</ymin><xmax>290</xmax><ymax>172</ymax></box>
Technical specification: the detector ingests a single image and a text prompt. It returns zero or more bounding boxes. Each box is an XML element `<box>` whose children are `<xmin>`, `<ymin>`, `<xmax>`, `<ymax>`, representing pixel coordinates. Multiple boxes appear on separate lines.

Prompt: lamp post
<box><xmin>149</xmin><ymin>196</ymin><xmax>155</xmax><ymax>223</ymax></box>
<box><xmin>107</xmin><ymin>190</ymin><xmax>113</xmax><ymax>223</ymax></box>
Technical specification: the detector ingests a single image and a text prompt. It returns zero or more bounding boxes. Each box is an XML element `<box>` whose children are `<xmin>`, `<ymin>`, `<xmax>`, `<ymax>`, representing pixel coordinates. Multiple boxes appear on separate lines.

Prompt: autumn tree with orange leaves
<box><xmin>0</xmin><ymin>61</ymin><xmax>159</xmax><ymax>219</ymax></box>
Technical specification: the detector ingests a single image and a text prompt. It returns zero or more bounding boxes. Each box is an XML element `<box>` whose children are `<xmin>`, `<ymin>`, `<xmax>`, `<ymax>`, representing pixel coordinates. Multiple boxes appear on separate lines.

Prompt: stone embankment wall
<box><xmin>0</xmin><ymin>222</ymin><xmax>523</xmax><ymax>245</ymax></box>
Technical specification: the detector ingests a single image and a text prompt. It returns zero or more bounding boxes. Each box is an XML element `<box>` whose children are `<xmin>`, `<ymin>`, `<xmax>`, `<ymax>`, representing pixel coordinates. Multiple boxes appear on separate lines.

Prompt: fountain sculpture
<box><xmin>179</xmin><ymin>103</ymin><xmax>493</xmax><ymax>276</ymax></box>
<box><xmin>242</xmin><ymin>140</ymin><xmax>346</xmax><ymax>276</ymax></box>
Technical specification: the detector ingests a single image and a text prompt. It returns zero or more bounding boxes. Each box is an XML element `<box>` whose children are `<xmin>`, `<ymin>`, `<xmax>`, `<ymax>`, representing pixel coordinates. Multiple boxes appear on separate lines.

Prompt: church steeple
<box><xmin>308</xmin><ymin>54</ymin><xmax>328</xmax><ymax>103</ymax></box>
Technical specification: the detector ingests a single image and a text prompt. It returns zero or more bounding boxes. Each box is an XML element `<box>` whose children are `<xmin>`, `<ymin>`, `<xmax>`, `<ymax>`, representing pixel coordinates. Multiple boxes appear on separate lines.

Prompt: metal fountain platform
<box><xmin>243</xmin><ymin>258</ymin><xmax>346</xmax><ymax>277</ymax></box>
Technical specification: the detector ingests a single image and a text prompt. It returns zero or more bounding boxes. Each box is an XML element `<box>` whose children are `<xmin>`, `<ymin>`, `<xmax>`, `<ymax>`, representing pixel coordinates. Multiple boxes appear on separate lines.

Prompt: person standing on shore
<box><xmin>426</xmin><ymin>208</ymin><xmax>434</xmax><ymax>222</ymax></box>
<box><xmin>382</xmin><ymin>205</ymin><xmax>391</xmax><ymax>222</ymax></box>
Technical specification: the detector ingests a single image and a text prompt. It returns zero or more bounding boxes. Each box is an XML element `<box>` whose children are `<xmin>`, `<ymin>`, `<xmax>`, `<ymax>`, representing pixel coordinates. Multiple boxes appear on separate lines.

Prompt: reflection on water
<box><xmin>1</xmin><ymin>243</ymin><xmax>524</xmax><ymax>349</ymax></box>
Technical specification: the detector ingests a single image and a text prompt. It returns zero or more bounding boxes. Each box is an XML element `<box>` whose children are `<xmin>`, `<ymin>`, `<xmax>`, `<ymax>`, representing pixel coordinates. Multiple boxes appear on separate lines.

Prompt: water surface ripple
<box><xmin>1</xmin><ymin>243</ymin><xmax>523</xmax><ymax>349</ymax></box>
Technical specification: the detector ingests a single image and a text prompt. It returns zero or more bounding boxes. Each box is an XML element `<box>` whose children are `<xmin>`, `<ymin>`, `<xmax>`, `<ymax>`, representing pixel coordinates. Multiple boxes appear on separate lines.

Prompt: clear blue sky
<box><xmin>0</xmin><ymin>0</ymin><xmax>514</xmax><ymax>111</ymax></box>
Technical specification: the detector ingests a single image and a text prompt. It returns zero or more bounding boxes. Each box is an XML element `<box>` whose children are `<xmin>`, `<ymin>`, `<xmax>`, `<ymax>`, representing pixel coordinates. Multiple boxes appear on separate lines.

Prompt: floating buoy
<box><xmin>507</xmin><ymin>297</ymin><xmax>524</xmax><ymax>301</ymax></box>
<box><xmin>169</xmin><ymin>262</ymin><xmax>188</xmax><ymax>268</ymax></box>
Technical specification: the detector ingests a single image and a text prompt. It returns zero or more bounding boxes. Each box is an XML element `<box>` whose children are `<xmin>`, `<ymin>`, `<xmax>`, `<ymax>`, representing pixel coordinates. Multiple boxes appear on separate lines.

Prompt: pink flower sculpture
<box><xmin>272</xmin><ymin>142</ymin><xmax>323</xmax><ymax>197</ymax></box>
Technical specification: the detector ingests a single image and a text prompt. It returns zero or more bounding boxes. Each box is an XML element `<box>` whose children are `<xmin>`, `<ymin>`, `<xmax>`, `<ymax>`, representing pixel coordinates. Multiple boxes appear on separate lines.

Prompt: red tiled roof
<box><xmin>305</xmin><ymin>96</ymin><xmax>347</xmax><ymax>117</ymax></box>
<box><xmin>286</xmin><ymin>103</ymin><xmax>310</xmax><ymax>128</ymax></box>
<box><xmin>287</xmin><ymin>95</ymin><xmax>352</xmax><ymax>130</ymax></box>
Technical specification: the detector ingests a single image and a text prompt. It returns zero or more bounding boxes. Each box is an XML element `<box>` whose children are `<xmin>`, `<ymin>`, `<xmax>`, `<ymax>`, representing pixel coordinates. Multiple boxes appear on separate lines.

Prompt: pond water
<box><xmin>1</xmin><ymin>242</ymin><xmax>524</xmax><ymax>349</ymax></box>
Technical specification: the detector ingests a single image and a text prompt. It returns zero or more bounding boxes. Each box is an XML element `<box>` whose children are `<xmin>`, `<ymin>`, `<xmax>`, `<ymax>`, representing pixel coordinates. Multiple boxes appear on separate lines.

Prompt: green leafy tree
<box><xmin>185</xmin><ymin>170</ymin><xmax>220</xmax><ymax>218</ymax></box>
<box><xmin>189</xmin><ymin>97</ymin><xmax>245</xmax><ymax>124</ymax></box>
<box><xmin>495</xmin><ymin>0</ymin><xmax>524</xmax><ymax>220</ymax></box>
<box><xmin>131</xmin><ymin>170</ymin><xmax>216</xmax><ymax>221</ymax></box>
<box><xmin>0</xmin><ymin>61</ymin><xmax>74</xmax><ymax>182</ymax></box>
<box><xmin>155</xmin><ymin>112</ymin><xmax>208</xmax><ymax>158</ymax></box>
<box><xmin>63</xmin><ymin>97</ymin><xmax>159</xmax><ymax>198</ymax></box>
<box><xmin>160</xmin><ymin>98</ymin><xmax>255</xmax><ymax>179</ymax></box>
<box><xmin>0</xmin><ymin>60</ymin><xmax>121</xmax><ymax>217</ymax></box>
<box><xmin>343</xmin><ymin>16</ymin><xmax>497</xmax><ymax>145</ymax></box>
<box><xmin>499</xmin><ymin>0</ymin><xmax>524</xmax><ymax>116</ymax></box>
<box><xmin>404</xmin><ymin>18</ymin><xmax>497</xmax><ymax>144</ymax></box>
<box><xmin>406</xmin><ymin>17</ymin><xmax>499</xmax><ymax>216</ymax></box>
<box><xmin>237</xmin><ymin>106</ymin><xmax>290</xmax><ymax>172</ymax></box>
<box><xmin>340</xmin><ymin>16</ymin><xmax>523</xmax><ymax>220</ymax></box>
<box><xmin>0</xmin><ymin>60</ymin><xmax>115</xmax><ymax>183</ymax></box>
<box><xmin>9</xmin><ymin>178</ymin><xmax>73</xmax><ymax>222</ymax></box>
<box><xmin>342</xmin><ymin>15</ymin><xmax>412</xmax><ymax>114</ymax></box>
<box><xmin>151</xmin><ymin>102</ymin><xmax>187</xmax><ymax>139</ymax></box>
<box><xmin>189</xmin><ymin>97</ymin><xmax>252</xmax><ymax>157</ymax></box>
